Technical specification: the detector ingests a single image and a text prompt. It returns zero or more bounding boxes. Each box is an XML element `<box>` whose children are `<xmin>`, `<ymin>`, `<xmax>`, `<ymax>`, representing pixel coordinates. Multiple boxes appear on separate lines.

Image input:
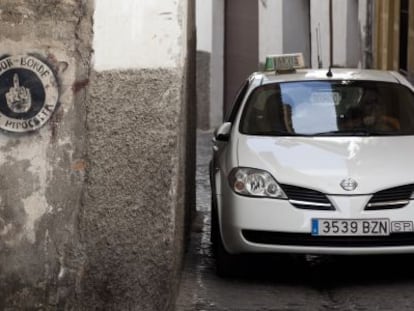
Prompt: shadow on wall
<box><xmin>196</xmin><ymin>51</ymin><xmax>211</xmax><ymax>130</ymax></box>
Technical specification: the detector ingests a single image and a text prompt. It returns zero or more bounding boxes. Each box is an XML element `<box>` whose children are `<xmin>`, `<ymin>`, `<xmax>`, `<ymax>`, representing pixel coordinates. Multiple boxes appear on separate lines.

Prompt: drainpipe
<box><xmin>364</xmin><ymin>0</ymin><xmax>374</xmax><ymax>69</ymax></box>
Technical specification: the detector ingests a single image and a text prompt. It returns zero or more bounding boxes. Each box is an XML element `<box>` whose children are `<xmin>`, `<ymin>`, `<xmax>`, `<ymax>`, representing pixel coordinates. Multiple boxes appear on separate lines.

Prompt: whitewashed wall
<box><xmin>259</xmin><ymin>0</ymin><xmax>284</xmax><ymax>65</ymax></box>
<box><xmin>310</xmin><ymin>0</ymin><xmax>331</xmax><ymax>68</ymax></box>
<box><xmin>196</xmin><ymin>0</ymin><xmax>213</xmax><ymax>52</ymax></box>
<box><xmin>282</xmin><ymin>0</ymin><xmax>311</xmax><ymax>67</ymax></box>
<box><xmin>93</xmin><ymin>0</ymin><xmax>185</xmax><ymax>70</ymax></box>
<box><xmin>311</xmin><ymin>0</ymin><xmax>362</xmax><ymax>68</ymax></box>
<box><xmin>260</xmin><ymin>0</ymin><xmax>310</xmax><ymax>67</ymax></box>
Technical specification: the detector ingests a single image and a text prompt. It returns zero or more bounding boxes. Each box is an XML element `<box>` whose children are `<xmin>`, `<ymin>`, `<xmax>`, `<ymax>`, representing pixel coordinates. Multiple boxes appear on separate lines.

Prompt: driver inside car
<box><xmin>361</xmin><ymin>88</ymin><xmax>400</xmax><ymax>131</ymax></box>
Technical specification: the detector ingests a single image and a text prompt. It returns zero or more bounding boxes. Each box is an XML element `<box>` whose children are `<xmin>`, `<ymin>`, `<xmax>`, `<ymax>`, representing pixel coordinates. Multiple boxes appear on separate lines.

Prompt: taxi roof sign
<box><xmin>265</xmin><ymin>53</ymin><xmax>305</xmax><ymax>73</ymax></box>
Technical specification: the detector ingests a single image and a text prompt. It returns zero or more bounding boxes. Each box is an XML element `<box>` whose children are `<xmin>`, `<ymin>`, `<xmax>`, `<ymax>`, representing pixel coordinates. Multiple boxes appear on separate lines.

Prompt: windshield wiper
<box><xmin>312</xmin><ymin>129</ymin><xmax>372</xmax><ymax>136</ymax></box>
<box><xmin>249</xmin><ymin>130</ymin><xmax>414</xmax><ymax>137</ymax></box>
<box><xmin>366</xmin><ymin>131</ymin><xmax>414</xmax><ymax>136</ymax></box>
<box><xmin>248</xmin><ymin>130</ymin><xmax>307</xmax><ymax>137</ymax></box>
<box><xmin>312</xmin><ymin>130</ymin><xmax>414</xmax><ymax>136</ymax></box>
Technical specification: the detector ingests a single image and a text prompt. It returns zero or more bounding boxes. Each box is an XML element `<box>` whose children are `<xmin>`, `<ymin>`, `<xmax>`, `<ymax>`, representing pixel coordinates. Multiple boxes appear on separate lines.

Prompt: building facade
<box><xmin>373</xmin><ymin>0</ymin><xmax>414</xmax><ymax>82</ymax></box>
<box><xmin>199</xmin><ymin>0</ymin><xmax>372</xmax><ymax>123</ymax></box>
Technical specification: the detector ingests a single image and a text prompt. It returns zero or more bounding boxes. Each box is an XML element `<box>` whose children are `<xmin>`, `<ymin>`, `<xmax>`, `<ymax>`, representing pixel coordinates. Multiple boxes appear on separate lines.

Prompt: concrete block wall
<box><xmin>0</xmin><ymin>0</ymin><xmax>195</xmax><ymax>310</ymax></box>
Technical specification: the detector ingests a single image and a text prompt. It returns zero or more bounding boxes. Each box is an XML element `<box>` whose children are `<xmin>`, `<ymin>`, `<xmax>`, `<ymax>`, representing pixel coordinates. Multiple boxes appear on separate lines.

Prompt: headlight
<box><xmin>228</xmin><ymin>167</ymin><xmax>287</xmax><ymax>199</ymax></box>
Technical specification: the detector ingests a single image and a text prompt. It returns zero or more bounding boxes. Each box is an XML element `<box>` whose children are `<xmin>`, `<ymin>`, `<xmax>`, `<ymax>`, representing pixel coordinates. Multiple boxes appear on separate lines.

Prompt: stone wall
<box><xmin>0</xmin><ymin>1</ymin><xmax>195</xmax><ymax>310</ymax></box>
<box><xmin>81</xmin><ymin>68</ymin><xmax>191</xmax><ymax>310</ymax></box>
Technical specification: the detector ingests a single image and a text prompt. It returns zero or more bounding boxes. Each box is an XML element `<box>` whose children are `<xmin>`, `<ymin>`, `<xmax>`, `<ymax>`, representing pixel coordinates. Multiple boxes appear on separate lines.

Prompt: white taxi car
<box><xmin>210</xmin><ymin>54</ymin><xmax>414</xmax><ymax>275</ymax></box>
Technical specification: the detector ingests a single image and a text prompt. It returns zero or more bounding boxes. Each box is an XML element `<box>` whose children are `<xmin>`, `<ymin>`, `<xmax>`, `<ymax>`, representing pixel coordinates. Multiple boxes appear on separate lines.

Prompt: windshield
<box><xmin>240</xmin><ymin>81</ymin><xmax>414</xmax><ymax>136</ymax></box>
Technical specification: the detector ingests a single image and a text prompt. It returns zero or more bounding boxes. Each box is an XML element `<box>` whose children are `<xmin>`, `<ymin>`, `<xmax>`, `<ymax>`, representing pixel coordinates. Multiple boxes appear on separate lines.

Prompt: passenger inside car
<box><xmin>360</xmin><ymin>88</ymin><xmax>400</xmax><ymax>131</ymax></box>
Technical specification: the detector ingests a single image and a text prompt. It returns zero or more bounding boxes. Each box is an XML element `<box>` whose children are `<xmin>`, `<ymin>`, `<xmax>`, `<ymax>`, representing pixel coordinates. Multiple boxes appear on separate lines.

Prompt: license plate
<box><xmin>312</xmin><ymin>219</ymin><xmax>390</xmax><ymax>236</ymax></box>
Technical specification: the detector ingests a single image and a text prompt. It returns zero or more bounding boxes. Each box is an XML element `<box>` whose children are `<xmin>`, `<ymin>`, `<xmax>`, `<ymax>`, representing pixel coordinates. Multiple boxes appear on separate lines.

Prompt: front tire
<box><xmin>216</xmin><ymin>234</ymin><xmax>241</xmax><ymax>277</ymax></box>
<box><xmin>210</xmin><ymin>194</ymin><xmax>219</xmax><ymax>247</ymax></box>
<box><xmin>211</xmin><ymin>206</ymin><xmax>240</xmax><ymax>277</ymax></box>
<box><xmin>210</xmin><ymin>162</ymin><xmax>240</xmax><ymax>277</ymax></box>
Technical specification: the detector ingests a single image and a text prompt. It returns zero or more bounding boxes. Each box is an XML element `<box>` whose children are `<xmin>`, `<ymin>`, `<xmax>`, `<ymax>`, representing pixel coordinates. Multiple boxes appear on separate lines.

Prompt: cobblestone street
<box><xmin>176</xmin><ymin>130</ymin><xmax>414</xmax><ymax>311</ymax></box>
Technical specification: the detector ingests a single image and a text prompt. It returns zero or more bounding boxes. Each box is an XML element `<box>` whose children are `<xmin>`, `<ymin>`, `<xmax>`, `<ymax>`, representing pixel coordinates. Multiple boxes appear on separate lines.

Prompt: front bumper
<box><xmin>218</xmin><ymin>185</ymin><xmax>414</xmax><ymax>255</ymax></box>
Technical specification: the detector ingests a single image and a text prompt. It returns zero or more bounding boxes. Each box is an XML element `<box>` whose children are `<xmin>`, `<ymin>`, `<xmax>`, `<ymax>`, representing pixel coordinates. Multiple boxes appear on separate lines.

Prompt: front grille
<box><xmin>242</xmin><ymin>230</ymin><xmax>414</xmax><ymax>247</ymax></box>
<box><xmin>281</xmin><ymin>184</ymin><xmax>334</xmax><ymax>210</ymax></box>
<box><xmin>366</xmin><ymin>184</ymin><xmax>414</xmax><ymax>210</ymax></box>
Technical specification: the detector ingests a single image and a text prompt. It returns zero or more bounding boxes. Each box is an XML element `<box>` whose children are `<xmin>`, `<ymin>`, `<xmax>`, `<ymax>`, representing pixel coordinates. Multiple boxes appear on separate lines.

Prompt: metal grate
<box><xmin>366</xmin><ymin>184</ymin><xmax>414</xmax><ymax>210</ymax></box>
<box><xmin>281</xmin><ymin>184</ymin><xmax>334</xmax><ymax>210</ymax></box>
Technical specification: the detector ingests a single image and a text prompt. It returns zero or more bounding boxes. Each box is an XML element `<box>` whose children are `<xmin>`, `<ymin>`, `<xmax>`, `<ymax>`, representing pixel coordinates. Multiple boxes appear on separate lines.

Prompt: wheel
<box><xmin>209</xmin><ymin>160</ymin><xmax>219</xmax><ymax>246</ymax></box>
<box><xmin>211</xmin><ymin>206</ymin><xmax>240</xmax><ymax>277</ymax></box>
<box><xmin>215</xmin><ymin>230</ymin><xmax>242</xmax><ymax>277</ymax></box>
<box><xmin>210</xmin><ymin>162</ymin><xmax>240</xmax><ymax>277</ymax></box>
<box><xmin>210</xmin><ymin>194</ymin><xmax>219</xmax><ymax>247</ymax></box>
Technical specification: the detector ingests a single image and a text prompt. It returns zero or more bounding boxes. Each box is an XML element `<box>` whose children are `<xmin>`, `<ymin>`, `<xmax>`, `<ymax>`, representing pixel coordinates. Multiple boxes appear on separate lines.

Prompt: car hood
<box><xmin>237</xmin><ymin>135</ymin><xmax>414</xmax><ymax>195</ymax></box>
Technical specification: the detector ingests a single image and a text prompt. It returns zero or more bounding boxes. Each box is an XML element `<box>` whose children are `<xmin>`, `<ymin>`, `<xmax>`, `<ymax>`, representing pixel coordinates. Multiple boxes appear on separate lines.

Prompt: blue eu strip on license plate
<box><xmin>312</xmin><ymin>219</ymin><xmax>319</xmax><ymax>235</ymax></box>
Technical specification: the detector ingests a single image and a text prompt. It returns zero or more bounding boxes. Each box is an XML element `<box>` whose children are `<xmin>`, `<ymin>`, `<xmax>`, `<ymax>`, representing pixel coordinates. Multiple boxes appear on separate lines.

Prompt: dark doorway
<box><xmin>399</xmin><ymin>0</ymin><xmax>409</xmax><ymax>72</ymax></box>
<box><xmin>224</xmin><ymin>0</ymin><xmax>258</xmax><ymax>115</ymax></box>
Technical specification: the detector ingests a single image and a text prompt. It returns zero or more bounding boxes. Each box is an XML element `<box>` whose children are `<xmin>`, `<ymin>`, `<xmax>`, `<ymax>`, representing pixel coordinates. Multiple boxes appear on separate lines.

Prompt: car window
<box><xmin>225</xmin><ymin>80</ymin><xmax>250</xmax><ymax>123</ymax></box>
<box><xmin>240</xmin><ymin>81</ymin><xmax>414</xmax><ymax>136</ymax></box>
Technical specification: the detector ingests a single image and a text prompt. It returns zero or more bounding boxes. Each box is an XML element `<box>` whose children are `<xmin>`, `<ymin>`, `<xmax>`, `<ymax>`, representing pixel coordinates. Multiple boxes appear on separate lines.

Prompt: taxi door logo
<box><xmin>0</xmin><ymin>55</ymin><xmax>59</xmax><ymax>133</ymax></box>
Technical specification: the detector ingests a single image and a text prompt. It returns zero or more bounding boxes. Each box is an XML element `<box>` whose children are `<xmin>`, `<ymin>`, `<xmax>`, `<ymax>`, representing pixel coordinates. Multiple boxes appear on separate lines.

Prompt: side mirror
<box><xmin>214</xmin><ymin>122</ymin><xmax>232</xmax><ymax>142</ymax></box>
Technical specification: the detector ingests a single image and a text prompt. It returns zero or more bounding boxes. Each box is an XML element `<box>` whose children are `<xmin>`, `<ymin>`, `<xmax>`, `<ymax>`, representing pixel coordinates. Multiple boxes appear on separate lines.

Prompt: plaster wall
<box><xmin>196</xmin><ymin>0</ymin><xmax>213</xmax><ymax>52</ymax></box>
<box><xmin>195</xmin><ymin>0</ymin><xmax>212</xmax><ymax>129</ymax></box>
<box><xmin>282</xmin><ymin>0</ymin><xmax>311</xmax><ymax>67</ymax></box>
<box><xmin>0</xmin><ymin>0</ymin><xmax>92</xmax><ymax>308</ymax></box>
<box><xmin>310</xmin><ymin>0</ymin><xmax>332</xmax><ymax>68</ymax></box>
<box><xmin>333</xmin><ymin>0</ymin><xmax>348</xmax><ymax>66</ymax></box>
<box><xmin>259</xmin><ymin>0</ymin><xmax>310</xmax><ymax>67</ymax></box>
<box><xmin>93</xmin><ymin>0</ymin><xmax>184</xmax><ymax>70</ymax></box>
<box><xmin>346</xmin><ymin>0</ymin><xmax>361</xmax><ymax>68</ymax></box>
<box><xmin>311</xmin><ymin>0</ymin><xmax>363</xmax><ymax>68</ymax></box>
<box><xmin>0</xmin><ymin>0</ymin><xmax>195</xmax><ymax>310</ymax></box>
<box><xmin>259</xmin><ymin>0</ymin><xmax>284</xmax><ymax>65</ymax></box>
